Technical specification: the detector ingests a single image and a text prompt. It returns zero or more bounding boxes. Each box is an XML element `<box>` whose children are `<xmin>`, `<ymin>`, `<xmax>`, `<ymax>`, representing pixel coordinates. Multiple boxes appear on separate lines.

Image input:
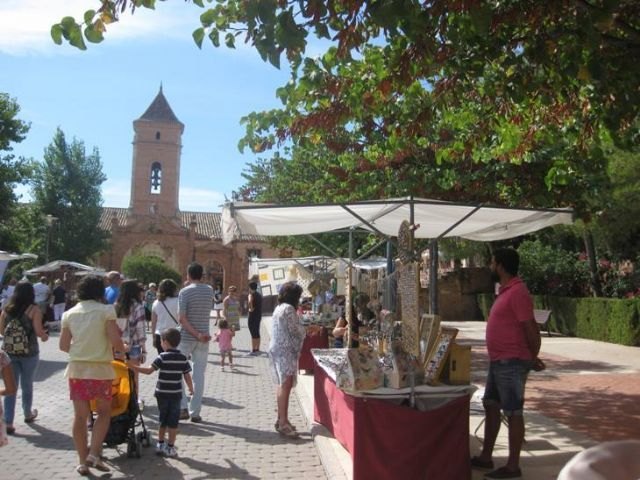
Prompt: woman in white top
<box><xmin>150</xmin><ymin>279</ymin><xmax>179</xmax><ymax>354</ymax></box>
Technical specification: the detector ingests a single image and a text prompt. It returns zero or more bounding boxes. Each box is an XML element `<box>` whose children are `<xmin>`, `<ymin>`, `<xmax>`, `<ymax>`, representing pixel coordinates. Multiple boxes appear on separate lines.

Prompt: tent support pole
<box><xmin>341</xmin><ymin>205</ymin><xmax>388</xmax><ymax>238</ymax></box>
<box><xmin>428</xmin><ymin>204</ymin><xmax>482</xmax><ymax>314</ymax></box>
<box><xmin>346</xmin><ymin>228</ymin><xmax>354</xmax><ymax>348</ymax></box>
<box><xmin>430</xmin><ymin>241</ymin><xmax>439</xmax><ymax>314</ymax></box>
<box><xmin>307</xmin><ymin>235</ymin><xmax>342</xmax><ymax>259</ymax></box>
<box><xmin>354</xmin><ymin>238</ymin><xmax>388</xmax><ymax>263</ymax></box>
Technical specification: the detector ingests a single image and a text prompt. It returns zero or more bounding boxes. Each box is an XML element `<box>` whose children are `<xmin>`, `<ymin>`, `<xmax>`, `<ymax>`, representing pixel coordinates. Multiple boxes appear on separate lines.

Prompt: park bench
<box><xmin>534</xmin><ymin>309</ymin><xmax>552</xmax><ymax>337</ymax></box>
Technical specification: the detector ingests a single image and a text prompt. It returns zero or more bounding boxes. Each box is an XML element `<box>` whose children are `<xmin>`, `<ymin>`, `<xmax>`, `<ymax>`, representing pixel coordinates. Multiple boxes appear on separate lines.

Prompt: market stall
<box><xmin>314</xmin><ymin>364</ymin><xmax>474</xmax><ymax>479</ymax></box>
<box><xmin>0</xmin><ymin>250</ymin><xmax>37</xmax><ymax>282</ymax></box>
<box><xmin>223</xmin><ymin>197</ymin><xmax>573</xmax><ymax>479</ymax></box>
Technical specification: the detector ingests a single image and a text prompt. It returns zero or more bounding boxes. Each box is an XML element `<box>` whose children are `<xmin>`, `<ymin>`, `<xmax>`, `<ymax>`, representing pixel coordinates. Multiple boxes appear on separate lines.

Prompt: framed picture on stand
<box><xmin>423</xmin><ymin>327</ymin><xmax>458</xmax><ymax>385</ymax></box>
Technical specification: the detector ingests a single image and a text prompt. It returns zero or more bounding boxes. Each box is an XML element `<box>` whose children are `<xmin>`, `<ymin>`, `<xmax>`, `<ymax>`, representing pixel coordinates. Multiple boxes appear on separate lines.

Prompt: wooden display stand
<box><xmin>443</xmin><ymin>343</ymin><xmax>471</xmax><ymax>385</ymax></box>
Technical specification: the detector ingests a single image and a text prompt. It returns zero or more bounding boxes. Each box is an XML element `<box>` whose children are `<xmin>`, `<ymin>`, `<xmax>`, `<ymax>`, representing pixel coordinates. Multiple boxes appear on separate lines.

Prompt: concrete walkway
<box><xmin>294</xmin><ymin>320</ymin><xmax>640</xmax><ymax>480</ymax></box>
<box><xmin>0</xmin><ymin>314</ymin><xmax>325</xmax><ymax>479</ymax></box>
<box><xmin>1</xmin><ymin>315</ymin><xmax>638</xmax><ymax>479</ymax></box>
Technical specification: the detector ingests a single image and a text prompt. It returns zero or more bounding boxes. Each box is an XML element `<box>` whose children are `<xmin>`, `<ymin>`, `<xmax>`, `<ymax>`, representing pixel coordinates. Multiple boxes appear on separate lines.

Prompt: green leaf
<box><xmin>51</xmin><ymin>24</ymin><xmax>63</xmax><ymax>45</ymax></box>
<box><xmin>315</xmin><ymin>23</ymin><xmax>330</xmax><ymax>39</ymax></box>
<box><xmin>268</xmin><ymin>49</ymin><xmax>281</xmax><ymax>69</ymax></box>
<box><xmin>83</xmin><ymin>10</ymin><xmax>96</xmax><ymax>25</ymax></box>
<box><xmin>193</xmin><ymin>27</ymin><xmax>205</xmax><ymax>48</ymax></box>
<box><xmin>193</xmin><ymin>0</ymin><xmax>205</xmax><ymax>7</ymax></box>
<box><xmin>257</xmin><ymin>0</ymin><xmax>277</xmax><ymax>24</ymax></box>
<box><xmin>84</xmin><ymin>25</ymin><xmax>104</xmax><ymax>44</ymax></box>
<box><xmin>69</xmin><ymin>25</ymin><xmax>87</xmax><ymax>50</ymax></box>
<box><xmin>208</xmin><ymin>28</ymin><xmax>220</xmax><ymax>47</ymax></box>
<box><xmin>225</xmin><ymin>32</ymin><xmax>235</xmax><ymax>49</ymax></box>
<box><xmin>200</xmin><ymin>9</ymin><xmax>217</xmax><ymax>28</ymax></box>
<box><xmin>60</xmin><ymin>16</ymin><xmax>77</xmax><ymax>29</ymax></box>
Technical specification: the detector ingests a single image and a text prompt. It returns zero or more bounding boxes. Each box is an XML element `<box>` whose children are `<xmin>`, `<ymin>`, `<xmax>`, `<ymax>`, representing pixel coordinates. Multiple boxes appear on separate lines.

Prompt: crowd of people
<box><xmin>1</xmin><ymin>252</ymin><xmax>639</xmax><ymax>478</ymax></box>
<box><xmin>0</xmin><ymin>261</ymin><xmax>309</xmax><ymax>476</ymax></box>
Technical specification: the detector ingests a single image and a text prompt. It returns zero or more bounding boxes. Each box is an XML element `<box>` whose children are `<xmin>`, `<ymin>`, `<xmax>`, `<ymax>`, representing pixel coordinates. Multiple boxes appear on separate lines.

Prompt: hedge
<box><xmin>476</xmin><ymin>293</ymin><xmax>640</xmax><ymax>347</ymax></box>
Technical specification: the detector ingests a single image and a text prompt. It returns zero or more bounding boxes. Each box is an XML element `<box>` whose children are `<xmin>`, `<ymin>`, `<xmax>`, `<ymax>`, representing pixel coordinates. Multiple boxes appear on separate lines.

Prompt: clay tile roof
<box><xmin>99</xmin><ymin>207</ymin><xmax>263</xmax><ymax>242</ymax></box>
<box><xmin>138</xmin><ymin>86</ymin><xmax>183</xmax><ymax>125</ymax></box>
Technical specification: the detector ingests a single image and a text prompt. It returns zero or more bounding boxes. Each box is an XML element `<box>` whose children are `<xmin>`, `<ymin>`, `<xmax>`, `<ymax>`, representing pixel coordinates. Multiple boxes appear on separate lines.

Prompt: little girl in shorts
<box><xmin>214</xmin><ymin>319</ymin><xmax>235</xmax><ymax>371</ymax></box>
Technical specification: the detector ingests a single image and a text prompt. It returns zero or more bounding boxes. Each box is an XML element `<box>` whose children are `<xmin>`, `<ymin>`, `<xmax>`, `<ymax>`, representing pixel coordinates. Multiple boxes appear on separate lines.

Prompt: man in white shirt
<box><xmin>33</xmin><ymin>276</ymin><xmax>51</xmax><ymax>314</ymax></box>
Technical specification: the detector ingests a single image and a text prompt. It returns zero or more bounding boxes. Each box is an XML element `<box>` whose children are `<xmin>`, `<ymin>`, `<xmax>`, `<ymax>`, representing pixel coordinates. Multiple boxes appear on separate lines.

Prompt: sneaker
<box><xmin>155</xmin><ymin>441</ymin><xmax>166</xmax><ymax>455</ymax></box>
<box><xmin>190</xmin><ymin>415</ymin><xmax>202</xmax><ymax>423</ymax></box>
<box><xmin>24</xmin><ymin>409</ymin><xmax>38</xmax><ymax>423</ymax></box>
<box><xmin>164</xmin><ymin>445</ymin><xmax>178</xmax><ymax>458</ymax></box>
<box><xmin>221</xmin><ymin>365</ymin><xmax>225</xmax><ymax>372</ymax></box>
<box><xmin>179</xmin><ymin>409</ymin><xmax>190</xmax><ymax>420</ymax></box>
<box><xmin>484</xmin><ymin>466</ymin><xmax>522</xmax><ymax>479</ymax></box>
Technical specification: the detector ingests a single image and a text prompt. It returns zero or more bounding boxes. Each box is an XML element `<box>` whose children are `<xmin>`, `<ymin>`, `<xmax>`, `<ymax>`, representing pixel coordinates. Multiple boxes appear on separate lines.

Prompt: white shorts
<box><xmin>53</xmin><ymin>303</ymin><xmax>66</xmax><ymax>321</ymax></box>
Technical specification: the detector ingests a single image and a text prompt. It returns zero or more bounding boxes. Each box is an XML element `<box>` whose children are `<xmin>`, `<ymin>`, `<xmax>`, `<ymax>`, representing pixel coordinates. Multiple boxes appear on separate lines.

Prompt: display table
<box><xmin>313</xmin><ymin>366</ymin><xmax>473</xmax><ymax>480</ymax></box>
<box><xmin>298</xmin><ymin>326</ymin><xmax>329</xmax><ymax>371</ymax></box>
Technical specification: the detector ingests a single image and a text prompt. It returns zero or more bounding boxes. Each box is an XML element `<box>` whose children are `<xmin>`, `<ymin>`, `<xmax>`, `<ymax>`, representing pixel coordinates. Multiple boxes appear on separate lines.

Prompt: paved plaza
<box><xmin>0</xmin><ymin>315</ymin><xmax>325</xmax><ymax>480</ymax></box>
<box><xmin>1</xmin><ymin>314</ymin><xmax>639</xmax><ymax>479</ymax></box>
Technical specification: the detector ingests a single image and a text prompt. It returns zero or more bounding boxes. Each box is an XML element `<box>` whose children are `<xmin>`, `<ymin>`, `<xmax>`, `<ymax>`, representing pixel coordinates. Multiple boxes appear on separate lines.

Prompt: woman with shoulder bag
<box><xmin>115</xmin><ymin>281</ymin><xmax>147</xmax><ymax>401</ymax></box>
<box><xmin>150</xmin><ymin>279</ymin><xmax>179</xmax><ymax>354</ymax></box>
<box><xmin>0</xmin><ymin>282</ymin><xmax>49</xmax><ymax>435</ymax></box>
<box><xmin>269</xmin><ymin>282</ymin><xmax>306</xmax><ymax>438</ymax></box>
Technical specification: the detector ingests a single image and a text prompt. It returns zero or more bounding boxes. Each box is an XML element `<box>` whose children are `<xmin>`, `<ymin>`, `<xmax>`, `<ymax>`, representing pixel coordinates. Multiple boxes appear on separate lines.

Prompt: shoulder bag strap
<box><xmin>161</xmin><ymin>300</ymin><xmax>179</xmax><ymax>325</ymax></box>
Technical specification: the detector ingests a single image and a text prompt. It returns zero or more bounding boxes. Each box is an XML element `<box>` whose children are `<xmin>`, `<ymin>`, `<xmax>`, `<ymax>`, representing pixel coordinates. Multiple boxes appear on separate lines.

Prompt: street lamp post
<box><xmin>45</xmin><ymin>214</ymin><xmax>58</xmax><ymax>263</ymax></box>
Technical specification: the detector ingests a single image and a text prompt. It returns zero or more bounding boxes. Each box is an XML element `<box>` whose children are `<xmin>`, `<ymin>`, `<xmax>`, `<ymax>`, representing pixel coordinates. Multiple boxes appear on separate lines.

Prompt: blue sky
<box><xmin>0</xmin><ymin>0</ymin><xmax>292</xmax><ymax>211</ymax></box>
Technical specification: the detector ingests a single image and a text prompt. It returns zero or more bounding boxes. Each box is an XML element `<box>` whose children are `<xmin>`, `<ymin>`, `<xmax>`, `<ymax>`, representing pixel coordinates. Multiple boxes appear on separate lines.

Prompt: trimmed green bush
<box><xmin>476</xmin><ymin>294</ymin><xmax>640</xmax><ymax>346</ymax></box>
<box><xmin>121</xmin><ymin>254</ymin><xmax>182</xmax><ymax>287</ymax></box>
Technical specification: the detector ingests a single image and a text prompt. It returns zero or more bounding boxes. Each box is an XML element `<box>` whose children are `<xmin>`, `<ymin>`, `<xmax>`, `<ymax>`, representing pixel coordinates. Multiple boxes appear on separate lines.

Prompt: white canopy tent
<box><xmin>222</xmin><ymin>197</ymin><xmax>573</xmax><ymax>245</ymax></box>
<box><xmin>0</xmin><ymin>251</ymin><xmax>37</xmax><ymax>283</ymax></box>
<box><xmin>0</xmin><ymin>251</ymin><xmax>37</xmax><ymax>262</ymax></box>
<box><xmin>25</xmin><ymin>260</ymin><xmax>98</xmax><ymax>275</ymax></box>
<box><xmin>223</xmin><ymin>197</ymin><xmax>574</xmax><ymax>315</ymax></box>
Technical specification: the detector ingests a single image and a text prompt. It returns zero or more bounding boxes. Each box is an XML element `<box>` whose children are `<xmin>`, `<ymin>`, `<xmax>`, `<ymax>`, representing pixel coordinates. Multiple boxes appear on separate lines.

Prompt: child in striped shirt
<box><xmin>128</xmin><ymin>328</ymin><xmax>193</xmax><ymax>458</ymax></box>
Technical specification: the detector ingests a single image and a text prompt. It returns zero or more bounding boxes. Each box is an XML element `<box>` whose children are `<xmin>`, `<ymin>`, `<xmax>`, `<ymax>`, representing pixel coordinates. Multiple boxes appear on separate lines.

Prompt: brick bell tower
<box><xmin>130</xmin><ymin>85</ymin><xmax>184</xmax><ymax>217</ymax></box>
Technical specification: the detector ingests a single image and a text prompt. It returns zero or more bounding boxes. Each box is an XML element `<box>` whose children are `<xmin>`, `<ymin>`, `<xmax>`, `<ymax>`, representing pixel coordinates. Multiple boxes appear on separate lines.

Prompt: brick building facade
<box><xmin>98</xmin><ymin>87</ymin><xmax>279</xmax><ymax>290</ymax></box>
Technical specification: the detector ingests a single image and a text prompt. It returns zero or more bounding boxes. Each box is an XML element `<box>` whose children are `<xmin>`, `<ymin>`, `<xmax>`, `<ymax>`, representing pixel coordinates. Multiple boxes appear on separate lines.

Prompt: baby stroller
<box><xmin>90</xmin><ymin>360</ymin><xmax>151</xmax><ymax>458</ymax></box>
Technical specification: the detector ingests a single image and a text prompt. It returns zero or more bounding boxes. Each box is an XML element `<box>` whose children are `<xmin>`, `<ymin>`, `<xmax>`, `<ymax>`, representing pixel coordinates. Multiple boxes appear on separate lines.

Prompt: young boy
<box><xmin>127</xmin><ymin>328</ymin><xmax>193</xmax><ymax>458</ymax></box>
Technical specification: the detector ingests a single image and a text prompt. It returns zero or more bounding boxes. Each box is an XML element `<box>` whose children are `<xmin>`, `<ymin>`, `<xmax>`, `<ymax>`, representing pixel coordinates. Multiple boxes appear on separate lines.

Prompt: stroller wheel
<box><xmin>137</xmin><ymin>431</ymin><xmax>151</xmax><ymax>448</ymax></box>
<box><xmin>126</xmin><ymin>441</ymin><xmax>136</xmax><ymax>458</ymax></box>
<box><xmin>135</xmin><ymin>439</ymin><xmax>142</xmax><ymax>458</ymax></box>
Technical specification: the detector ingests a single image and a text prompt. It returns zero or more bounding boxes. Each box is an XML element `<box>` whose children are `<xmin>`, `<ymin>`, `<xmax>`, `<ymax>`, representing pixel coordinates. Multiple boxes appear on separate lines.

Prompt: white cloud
<box><xmin>180</xmin><ymin>187</ymin><xmax>226</xmax><ymax>212</ymax></box>
<box><xmin>0</xmin><ymin>0</ymin><xmax>197</xmax><ymax>56</ymax></box>
<box><xmin>102</xmin><ymin>178</ymin><xmax>130</xmax><ymax>208</ymax></box>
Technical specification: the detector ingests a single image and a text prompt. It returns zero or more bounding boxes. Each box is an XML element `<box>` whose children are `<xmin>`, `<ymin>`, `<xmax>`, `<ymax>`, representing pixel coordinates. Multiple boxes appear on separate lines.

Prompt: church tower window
<box><xmin>150</xmin><ymin>162</ymin><xmax>162</xmax><ymax>194</ymax></box>
<box><xmin>155</xmin><ymin>131</ymin><xmax>161</xmax><ymax>140</ymax></box>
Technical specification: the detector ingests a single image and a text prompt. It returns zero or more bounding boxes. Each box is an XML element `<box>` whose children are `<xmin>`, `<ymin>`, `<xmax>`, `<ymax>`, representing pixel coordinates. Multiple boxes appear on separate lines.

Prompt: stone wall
<box><xmin>435</xmin><ymin>267</ymin><xmax>493</xmax><ymax>321</ymax></box>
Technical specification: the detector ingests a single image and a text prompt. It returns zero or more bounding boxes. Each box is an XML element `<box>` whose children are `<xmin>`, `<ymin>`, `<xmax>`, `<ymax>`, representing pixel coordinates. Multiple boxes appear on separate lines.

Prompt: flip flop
<box><xmin>85</xmin><ymin>454</ymin><xmax>111</xmax><ymax>472</ymax></box>
<box><xmin>75</xmin><ymin>465</ymin><xmax>90</xmax><ymax>476</ymax></box>
<box><xmin>274</xmin><ymin>420</ymin><xmax>297</xmax><ymax>431</ymax></box>
<box><xmin>277</xmin><ymin>423</ymin><xmax>300</xmax><ymax>439</ymax></box>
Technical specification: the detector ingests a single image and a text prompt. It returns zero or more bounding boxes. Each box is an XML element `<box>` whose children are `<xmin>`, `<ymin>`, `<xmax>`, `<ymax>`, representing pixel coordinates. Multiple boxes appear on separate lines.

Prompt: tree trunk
<box><xmin>583</xmin><ymin>229</ymin><xmax>603</xmax><ymax>297</ymax></box>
